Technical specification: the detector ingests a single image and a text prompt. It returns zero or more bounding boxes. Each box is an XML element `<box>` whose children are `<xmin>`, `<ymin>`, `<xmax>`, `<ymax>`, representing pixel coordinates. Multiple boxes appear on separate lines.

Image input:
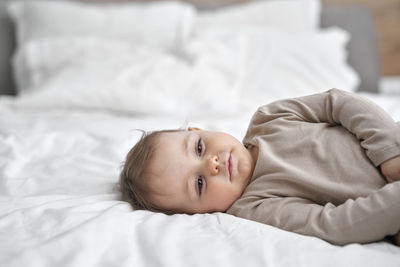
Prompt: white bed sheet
<box><xmin>0</xmin><ymin>95</ymin><xmax>400</xmax><ymax>267</ymax></box>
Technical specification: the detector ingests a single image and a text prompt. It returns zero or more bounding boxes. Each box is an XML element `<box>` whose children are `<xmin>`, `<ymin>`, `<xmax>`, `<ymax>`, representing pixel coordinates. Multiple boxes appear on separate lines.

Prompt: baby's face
<box><xmin>147</xmin><ymin>129</ymin><xmax>256</xmax><ymax>214</ymax></box>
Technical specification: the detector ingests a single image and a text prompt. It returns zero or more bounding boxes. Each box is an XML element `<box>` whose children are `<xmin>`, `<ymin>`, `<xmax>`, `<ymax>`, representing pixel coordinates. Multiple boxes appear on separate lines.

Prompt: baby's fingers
<box><xmin>380</xmin><ymin>155</ymin><xmax>400</xmax><ymax>183</ymax></box>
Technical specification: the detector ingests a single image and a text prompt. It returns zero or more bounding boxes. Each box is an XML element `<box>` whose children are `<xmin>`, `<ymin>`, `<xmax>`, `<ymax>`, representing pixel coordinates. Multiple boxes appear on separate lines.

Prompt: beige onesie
<box><xmin>227</xmin><ymin>89</ymin><xmax>400</xmax><ymax>245</ymax></box>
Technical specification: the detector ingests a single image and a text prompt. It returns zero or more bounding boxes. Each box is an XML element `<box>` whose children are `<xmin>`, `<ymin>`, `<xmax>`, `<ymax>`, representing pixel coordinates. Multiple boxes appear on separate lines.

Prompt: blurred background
<box><xmin>323</xmin><ymin>0</ymin><xmax>400</xmax><ymax>77</ymax></box>
<box><xmin>1</xmin><ymin>0</ymin><xmax>399</xmax><ymax>96</ymax></box>
<box><xmin>127</xmin><ymin>0</ymin><xmax>400</xmax><ymax>76</ymax></box>
<box><xmin>156</xmin><ymin>0</ymin><xmax>400</xmax><ymax>91</ymax></box>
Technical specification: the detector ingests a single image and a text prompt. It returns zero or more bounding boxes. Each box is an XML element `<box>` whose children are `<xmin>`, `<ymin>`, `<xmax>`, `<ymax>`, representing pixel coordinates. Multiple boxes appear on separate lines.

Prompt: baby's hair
<box><xmin>119</xmin><ymin>128</ymin><xmax>183</xmax><ymax>212</ymax></box>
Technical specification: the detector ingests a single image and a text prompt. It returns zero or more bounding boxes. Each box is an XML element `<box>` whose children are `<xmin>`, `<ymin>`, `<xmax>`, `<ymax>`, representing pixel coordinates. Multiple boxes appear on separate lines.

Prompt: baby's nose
<box><xmin>208</xmin><ymin>155</ymin><xmax>219</xmax><ymax>175</ymax></box>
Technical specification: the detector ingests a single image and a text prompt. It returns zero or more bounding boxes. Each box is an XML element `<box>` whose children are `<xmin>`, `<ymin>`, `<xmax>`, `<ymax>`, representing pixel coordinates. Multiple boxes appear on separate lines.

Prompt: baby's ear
<box><xmin>188</xmin><ymin>127</ymin><xmax>201</xmax><ymax>131</ymax></box>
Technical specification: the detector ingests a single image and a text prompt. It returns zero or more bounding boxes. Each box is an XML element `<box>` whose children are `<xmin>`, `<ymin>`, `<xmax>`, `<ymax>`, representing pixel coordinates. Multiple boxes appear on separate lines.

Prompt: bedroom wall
<box><xmin>323</xmin><ymin>0</ymin><xmax>400</xmax><ymax>76</ymax></box>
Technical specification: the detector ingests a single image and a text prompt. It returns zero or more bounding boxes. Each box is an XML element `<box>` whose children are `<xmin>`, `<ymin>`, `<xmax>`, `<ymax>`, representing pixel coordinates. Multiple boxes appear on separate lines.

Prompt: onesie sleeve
<box><xmin>247</xmin><ymin>88</ymin><xmax>400</xmax><ymax>166</ymax></box>
<box><xmin>229</xmin><ymin>182</ymin><xmax>400</xmax><ymax>245</ymax></box>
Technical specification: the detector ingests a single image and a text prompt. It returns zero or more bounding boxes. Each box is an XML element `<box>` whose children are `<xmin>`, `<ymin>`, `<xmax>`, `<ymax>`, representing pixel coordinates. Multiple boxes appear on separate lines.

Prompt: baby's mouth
<box><xmin>228</xmin><ymin>153</ymin><xmax>232</xmax><ymax>181</ymax></box>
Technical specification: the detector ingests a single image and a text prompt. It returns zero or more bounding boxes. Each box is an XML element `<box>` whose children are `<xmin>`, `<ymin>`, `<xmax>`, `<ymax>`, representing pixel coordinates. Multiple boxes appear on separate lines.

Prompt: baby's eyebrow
<box><xmin>182</xmin><ymin>133</ymin><xmax>196</xmax><ymax>201</ymax></box>
<box><xmin>183</xmin><ymin>133</ymin><xmax>190</xmax><ymax>157</ymax></box>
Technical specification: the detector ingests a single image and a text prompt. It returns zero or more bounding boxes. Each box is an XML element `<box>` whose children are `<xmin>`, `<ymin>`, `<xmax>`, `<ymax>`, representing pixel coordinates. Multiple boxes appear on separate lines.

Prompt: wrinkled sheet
<box><xmin>0</xmin><ymin>95</ymin><xmax>400</xmax><ymax>267</ymax></box>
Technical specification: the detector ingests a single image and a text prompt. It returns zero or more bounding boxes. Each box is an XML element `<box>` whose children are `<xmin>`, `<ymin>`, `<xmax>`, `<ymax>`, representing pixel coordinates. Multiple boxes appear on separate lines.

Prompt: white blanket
<box><xmin>0</xmin><ymin>99</ymin><xmax>400</xmax><ymax>267</ymax></box>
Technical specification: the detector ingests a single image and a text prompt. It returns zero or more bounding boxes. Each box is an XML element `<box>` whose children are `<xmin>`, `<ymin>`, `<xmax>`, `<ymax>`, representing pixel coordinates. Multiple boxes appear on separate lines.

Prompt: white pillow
<box><xmin>8</xmin><ymin>0</ymin><xmax>195</xmax><ymax>50</ymax></box>
<box><xmin>8</xmin><ymin>0</ymin><xmax>356</xmax><ymax>117</ymax></box>
<box><xmin>8</xmin><ymin>0</ymin><xmax>196</xmax><ymax>94</ymax></box>
<box><xmin>10</xmin><ymin>36</ymin><xmax>247</xmax><ymax>116</ymax></box>
<box><xmin>10</xmin><ymin>27</ymin><xmax>359</xmax><ymax>117</ymax></box>
<box><xmin>195</xmin><ymin>0</ymin><xmax>321</xmax><ymax>33</ymax></box>
<box><xmin>235</xmin><ymin>27</ymin><xmax>360</xmax><ymax>109</ymax></box>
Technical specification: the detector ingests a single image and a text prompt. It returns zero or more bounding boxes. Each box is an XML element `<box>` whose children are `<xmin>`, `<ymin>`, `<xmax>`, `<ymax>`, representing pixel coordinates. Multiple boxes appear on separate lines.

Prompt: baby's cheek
<box><xmin>219</xmin><ymin>188</ymin><xmax>242</xmax><ymax>209</ymax></box>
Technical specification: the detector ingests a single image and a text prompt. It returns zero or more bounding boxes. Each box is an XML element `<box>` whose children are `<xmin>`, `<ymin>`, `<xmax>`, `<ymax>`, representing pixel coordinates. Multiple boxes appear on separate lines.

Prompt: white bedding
<box><xmin>1</xmin><ymin>1</ymin><xmax>400</xmax><ymax>266</ymax></box>
<box><xmin>1</xmin><ymin>100</ymin><xmax>400</xmax><ymax>267</ymax></box>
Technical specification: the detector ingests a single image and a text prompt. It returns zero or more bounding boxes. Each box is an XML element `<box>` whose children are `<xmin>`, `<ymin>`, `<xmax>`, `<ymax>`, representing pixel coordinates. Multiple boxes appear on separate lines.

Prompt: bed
<box><xmin>0</xmin><ymin>0</ymin><xmax>399</xmax><ymax>266</ymax></box>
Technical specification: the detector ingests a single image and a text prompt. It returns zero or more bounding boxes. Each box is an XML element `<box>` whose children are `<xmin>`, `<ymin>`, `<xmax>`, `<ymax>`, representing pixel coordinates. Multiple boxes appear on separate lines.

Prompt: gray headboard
<box><xmin>0</xmin><ymin>1</ymin><xmax>380</xmax><ymax>96</ymax></box>
<box><xmin>320</xmin><ymin>5</ymin><xmax>380</xmax><ymax>94</ymax></box>
<box><xmin>0</xmin><ymin>0</ymin><xmax>16</xmax><ymax>96</ymax></box>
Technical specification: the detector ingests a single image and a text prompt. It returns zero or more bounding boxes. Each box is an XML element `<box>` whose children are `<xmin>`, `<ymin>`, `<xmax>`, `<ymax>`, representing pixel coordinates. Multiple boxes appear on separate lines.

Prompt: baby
<box><xmin>120</xmin><ymin>89</ymin><xmax>400</xmax><ymax>246</ymax></box>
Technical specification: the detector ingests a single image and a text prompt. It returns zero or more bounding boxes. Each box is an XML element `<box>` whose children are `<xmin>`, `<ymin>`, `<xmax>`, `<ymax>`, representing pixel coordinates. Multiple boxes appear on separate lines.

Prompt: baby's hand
<box><xmin>380</xmin><ymin>155</ymin><xmax>400</xmax><ymax>183</ymax></box>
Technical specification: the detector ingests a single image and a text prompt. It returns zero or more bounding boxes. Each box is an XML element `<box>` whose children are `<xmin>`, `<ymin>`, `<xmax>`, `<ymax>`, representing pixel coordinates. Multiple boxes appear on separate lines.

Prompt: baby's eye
<box><xmin>196</xmin><ymin>138</ymin><xmax>203</xmax><ymax>156</ymax></box>
<box><xmin>197</xmin><ymin>176</ymin><xmax>204</xmax><ymax>195</ymax></box>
